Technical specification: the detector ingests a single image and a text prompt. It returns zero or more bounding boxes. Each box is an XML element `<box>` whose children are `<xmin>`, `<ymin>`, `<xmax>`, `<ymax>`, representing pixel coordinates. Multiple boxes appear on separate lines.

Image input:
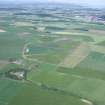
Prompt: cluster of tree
<box><xmin>5</xmin><ymin>68</ymin><xmax>28</xmax><ymax>80</ymax></box>
<box><xmin>14</xmin><ymin>13</ymin><xmax>34</xmax><ymax>15</ymax></box>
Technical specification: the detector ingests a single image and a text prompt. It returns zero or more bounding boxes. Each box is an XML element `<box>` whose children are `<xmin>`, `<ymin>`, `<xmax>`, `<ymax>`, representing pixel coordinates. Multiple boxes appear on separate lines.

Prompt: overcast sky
<box><xmin>1</xmin><ymin>0</ymin><xmax>105</xmax><ymax>8</ymax></box>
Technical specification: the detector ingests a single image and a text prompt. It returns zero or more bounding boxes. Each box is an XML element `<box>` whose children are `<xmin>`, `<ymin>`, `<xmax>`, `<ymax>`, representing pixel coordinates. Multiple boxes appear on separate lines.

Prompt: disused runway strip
<box><xmin>59</xmin><ymin>43</ymin><xmax>91</xmax><ymax>68</ymax></box>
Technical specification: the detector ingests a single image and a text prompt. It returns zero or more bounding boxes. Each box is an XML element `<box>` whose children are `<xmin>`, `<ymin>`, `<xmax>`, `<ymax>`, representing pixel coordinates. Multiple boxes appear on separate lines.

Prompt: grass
<box><xmin>76</xmin><ymin>52</ymin><xmax>105</xmax><ymax>72</ymax></box>
<box><xmin>27</xmin><ymin>62</ymin><xmax>105</xmax><ymax>105</ymax></box>
<box><xmin>0</xmin><ymin>31</ymin><xmax>25</xmax><ymax>60</ymax></box>
<box><xmin>54</xmin><ymin>33</ymin><xmax>94</xmax><ymax>42</ymax></box>
<box><xmin>58</xmin><ymin>66</ymin><xmax>105</xmax><ymax>80</ymax></box>
<box><xmin>96</xmin><ymin>40</ymin><xmax>105</xmax><ymax>46</ymax></box>
<box><xmin>26</xmin><ymin>40</ymin><xmax>80</xmax><ymax>64</ymax></box>
<box><xmin>0</xmin><ymin>79</ymin><xmax>24</xmax><ymax>105</ymax></box>
<box><xmin>8</xmin><ymin>82</ymin><xmax>86</xmax><ymax>105</ymax></box>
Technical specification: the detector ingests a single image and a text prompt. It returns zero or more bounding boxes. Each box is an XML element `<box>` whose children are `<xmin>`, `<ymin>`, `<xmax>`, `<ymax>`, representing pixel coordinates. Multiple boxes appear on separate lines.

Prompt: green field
<box><xmin>8</xmin><ymin>83</ymin><xmax>87</xmax><ymax>105</ymax></box>
<box><xmin>0</xmin><ymin>79</ymin><xmax>24</xmax><ymax>105</ymax></box>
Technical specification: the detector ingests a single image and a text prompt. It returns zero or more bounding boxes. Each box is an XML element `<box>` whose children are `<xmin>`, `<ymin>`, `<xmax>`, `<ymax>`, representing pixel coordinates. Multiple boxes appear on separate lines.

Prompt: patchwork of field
<box><xmin>0</xmin><ymin>4</ymin><xmax>105</xmax><ymax>105</ymax></box>
<box><xmin>8</xmin><ymin>83</ymin><xmax>88</xmax><ymax>105</ymax></box>
<box><xmin>27</xmin><ymin>62</ymin><xmax>105</xmax><ymax>105</ymax></box>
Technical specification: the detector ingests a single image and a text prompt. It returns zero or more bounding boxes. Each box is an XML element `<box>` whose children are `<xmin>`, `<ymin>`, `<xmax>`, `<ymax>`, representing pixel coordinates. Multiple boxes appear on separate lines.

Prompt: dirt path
<box><xmin>81</xmin><ymin>99</ymin><xmax>93</xmax><ymax>105</ymax></box>
<box><xmin>0</xmin><ymin>29</ymin><xmax>6</xmax><ymax>32</ymax></box>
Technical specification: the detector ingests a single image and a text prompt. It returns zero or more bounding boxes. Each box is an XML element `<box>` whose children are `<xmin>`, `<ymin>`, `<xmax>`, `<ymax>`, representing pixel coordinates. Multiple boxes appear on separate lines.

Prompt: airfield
<box><xmin>0</xmin><ymin>3</ymin><xmax>105</xmax><ymax>105</ymax></box>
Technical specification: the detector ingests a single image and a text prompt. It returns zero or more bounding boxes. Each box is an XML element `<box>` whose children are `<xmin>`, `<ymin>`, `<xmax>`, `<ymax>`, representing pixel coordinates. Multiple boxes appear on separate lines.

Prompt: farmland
<box><xmin>0</xmin><ymin>3</ymin><xmax>105</xmax><ymax>105</ymax></box>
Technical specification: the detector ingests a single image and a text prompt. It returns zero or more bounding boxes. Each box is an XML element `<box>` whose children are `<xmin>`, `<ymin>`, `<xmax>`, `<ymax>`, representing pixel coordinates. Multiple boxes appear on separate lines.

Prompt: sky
<box><xmin>1</xmin><ymin>0</ymin><xmax>105</xmax><ymax>8</ymax></box>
